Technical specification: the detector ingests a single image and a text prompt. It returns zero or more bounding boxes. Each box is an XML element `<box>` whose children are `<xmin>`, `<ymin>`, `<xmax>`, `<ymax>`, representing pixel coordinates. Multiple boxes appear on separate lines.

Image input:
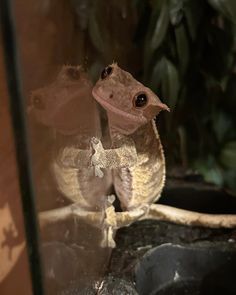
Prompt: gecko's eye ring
<box><xmin>133</xmin><ymin>93</ymin><xmax>148</xmax><ymax>108</ymax></box>
<box><xmin>101</xmin><ymin>66</ymin><xmax>113</xmax><ymax>80</ymax></box>
<box><xmin>66</xmin><ymin>67</ymin><xmax>80</xmax><ymax>80</ymax></box>
<box><xmin>33</xmin><ymin>95</ymin><xmax>45</xmax><ymax>110</ymax></box>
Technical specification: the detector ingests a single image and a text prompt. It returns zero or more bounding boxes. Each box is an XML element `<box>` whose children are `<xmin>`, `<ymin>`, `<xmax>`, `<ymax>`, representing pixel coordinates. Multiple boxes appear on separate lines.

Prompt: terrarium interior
<box><xmin>2</xmin><ymin>0</ymin><xmax>236</xmax><ymax>294</ymax></box>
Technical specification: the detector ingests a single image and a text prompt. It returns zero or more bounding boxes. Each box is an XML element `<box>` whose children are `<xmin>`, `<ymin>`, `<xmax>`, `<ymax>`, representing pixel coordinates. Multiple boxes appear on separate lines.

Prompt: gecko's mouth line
<box><xmin>92</xmin><ymin>89</ymin><xmax>146</xmax><ymax>123</ymax></box>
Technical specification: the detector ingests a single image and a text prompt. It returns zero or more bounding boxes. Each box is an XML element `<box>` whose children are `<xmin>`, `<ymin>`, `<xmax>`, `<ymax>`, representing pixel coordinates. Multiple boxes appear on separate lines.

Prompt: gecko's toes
<box><xmin>91</xmin><ymin>137</ymin><xmax>100</xmax><ymax>145</ymax></box>
<box><xmin>94</xmin><ymin>166</ymin><xmax>104</xmax><ymax>178</ymax></box>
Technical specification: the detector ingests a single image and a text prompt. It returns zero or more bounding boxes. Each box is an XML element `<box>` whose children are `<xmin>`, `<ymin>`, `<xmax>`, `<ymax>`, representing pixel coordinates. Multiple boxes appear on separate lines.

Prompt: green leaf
<box><xmin>220</xmin><ymin>141</ymin><xmax>236</xmax><ymax>169</ymax></box>
<box><xmin>169</xmin><ymin>0</ymin><xmax>184</xmax><ymax>25</ymax></box>
<box><xmin>175</xmin><ymin>24</ymin><xmax>189</xmax><ymax>76</ymax></box>
<box><xmin>149</xmin><ymin>57</ymin><xmax>165</xmax><ymax>91</ymax></box>
<box><xmin>194</xmin><ymin>157</ymin><xmax>224</xmax><ymax>186</ymax></box>
<box><xmin>149</xmin><ymin>57</ymin><xmax>179</xmax><ymax>131</ymax></box>
<box><xmin>208</xmin><ymin>0</ymin><xmax>236</xmax><ymax>23</ymax></box>
<box><xmin>161</xmin><ymin>57</ymin><xmax>180</xmax><ymax>111</ymax></box>
<box><xmin>88</xmin><ymin>6</ymin><xmax>109</xmax><ymax>55</ymax></box>
<box><xmin>149</xmin><ymin>57</ymin><xmax>179</xmax><ymax>116</ymax></box>
<box><xmin>212</xmin><ymin>112</ymin><xmax>231</xmax><ymax>143</ymax></box>
<box><xmin>150</xmin><ymin>1</ymin><xmax>169</xmax><ymax>51</ymax></box>
<box><xmin>204</xmin><ymin>166</ymin><xmax>224</xmax><ymax>186</ymax></box>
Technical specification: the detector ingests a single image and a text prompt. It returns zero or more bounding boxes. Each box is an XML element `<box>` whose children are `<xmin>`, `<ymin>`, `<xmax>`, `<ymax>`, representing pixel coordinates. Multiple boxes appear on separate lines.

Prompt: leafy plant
<box><xmin>134</xmin><ymin>0</ymin><xmax>236</xmax><ymax>193</ymax></box>
<box><xmin>79</xmin><ymin>0</ymin><xmax>236</xmax><ymax>193</ymax></box>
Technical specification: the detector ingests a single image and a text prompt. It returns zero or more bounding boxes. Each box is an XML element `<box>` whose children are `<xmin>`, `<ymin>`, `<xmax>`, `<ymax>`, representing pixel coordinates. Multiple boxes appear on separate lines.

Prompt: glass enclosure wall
<box><xmin>11</xmin><ymin>0</ymin><xmax>124</xmax><ymax>293</ymax></box>
<box><xmin>0</xmin><ymin>35</ymin><xmax>32</xmax><ymax>294</ymax></box>
<box><xmin>1</xmin><ymin>0</ymin><xmax>236</xmax><ymax>294</ymax></box>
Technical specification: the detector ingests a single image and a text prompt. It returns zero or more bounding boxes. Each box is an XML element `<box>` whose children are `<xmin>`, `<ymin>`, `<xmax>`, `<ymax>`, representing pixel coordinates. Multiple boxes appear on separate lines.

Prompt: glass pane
<box><xmin>3</xmin><ymin>0</ymin><xmax>236</xmax><ymax>294</ymax></box>
<box><xmin>0</xmin><ymin>38</ymin><xmax>32</xmax><ymax>294</ymax></box>
<box><xmin>12</xmin><ymin>0</ymin><xmax>118</xmax><ymax>293</ymax></box>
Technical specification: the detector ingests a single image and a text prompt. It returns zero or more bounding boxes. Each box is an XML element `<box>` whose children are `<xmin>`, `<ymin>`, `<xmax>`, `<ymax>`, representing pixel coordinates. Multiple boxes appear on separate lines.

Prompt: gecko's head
<box><xmin>92</xmin><ymin>63</ymin><xmax>169</xmax><ymax>135</ymax></box>
<box><xmin>28</xmin><ymin>65</ymin><xmax>93</xmax><ymax>135</ymax></box>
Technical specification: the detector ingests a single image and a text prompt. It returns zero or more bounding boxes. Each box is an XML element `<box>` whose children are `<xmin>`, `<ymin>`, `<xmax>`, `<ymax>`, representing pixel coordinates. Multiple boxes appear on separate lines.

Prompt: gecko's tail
<box><xmin>142</xmin><ymin>204</ymin><xmax>236</xmax><ymax>228</ymax></box>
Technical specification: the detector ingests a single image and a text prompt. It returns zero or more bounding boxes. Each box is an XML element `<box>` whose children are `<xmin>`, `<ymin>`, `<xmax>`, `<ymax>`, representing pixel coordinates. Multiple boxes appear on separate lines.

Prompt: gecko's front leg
<box><xmin>90</xmin><ymin>137</ymin><xmax>106</xmax><ymax>178</ymax></box>
<box><xmin>91</xmin><ymin>136</ymin><xmax>137</xmax><ymax>170</ymax></box>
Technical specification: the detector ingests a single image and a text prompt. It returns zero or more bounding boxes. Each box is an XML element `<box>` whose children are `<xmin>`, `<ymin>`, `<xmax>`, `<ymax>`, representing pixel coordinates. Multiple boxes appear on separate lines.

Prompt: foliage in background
<box><xmin>74</xmin><ymin>0</ymin><xmax>236</xmax><ymax>193</ymax></box>
<box><xmin>133</xmin><ymin>0</ymin><xmax>236</xmax><ymax>193</ymax></box>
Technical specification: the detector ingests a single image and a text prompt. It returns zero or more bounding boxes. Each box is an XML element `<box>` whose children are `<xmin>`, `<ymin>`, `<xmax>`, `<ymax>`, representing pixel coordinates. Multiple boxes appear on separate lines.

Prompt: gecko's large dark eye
<box><xmin>33</xmin><ymin>95</ymin><xmax>45</xmax><ymax>110</ymax></box>
<box><xmin>133</xmin><ymin>93</ymin><xmax>148</xmax><ymax>108</ymax></box>
<box><xmin>101</xmin><ymin>66</ymin><xmax>113</xmax><ymax>80</ymax></box>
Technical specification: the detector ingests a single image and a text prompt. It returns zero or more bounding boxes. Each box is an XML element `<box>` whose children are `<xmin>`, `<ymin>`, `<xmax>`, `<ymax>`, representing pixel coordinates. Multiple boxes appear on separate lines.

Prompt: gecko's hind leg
<box><xmin>142</xmin><ymin>204</ymin><xmax>236</xmax><ymax>228</ymax></box>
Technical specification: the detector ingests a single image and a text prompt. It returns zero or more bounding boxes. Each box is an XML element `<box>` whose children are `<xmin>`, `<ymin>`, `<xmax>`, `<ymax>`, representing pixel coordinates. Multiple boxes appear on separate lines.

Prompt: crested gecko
<box><xmin>36</xmin><ymin>64</ymin><xmax>236</xmax><ymax>248</ymax></box>
<box><xmin>90</xmin><ymin>63</ymin><xmax>236</xmax><ymax>246</ymax></box>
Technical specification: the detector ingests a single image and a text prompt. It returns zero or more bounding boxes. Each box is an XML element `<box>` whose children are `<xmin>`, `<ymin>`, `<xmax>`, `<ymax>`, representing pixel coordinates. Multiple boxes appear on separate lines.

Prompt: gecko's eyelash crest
<box><xmin>101</xmin><ymin>66</ymin><xmax>113</xmax><ymax>80</ymax></box>
<box><xmin>133</xmin><ymin>92</ymin><xmax>148</xmax><ymax>108</ymax></box>
<box><xmin>33</xmin><ymin>95</ymin><xmax>45</xmax><ymax>110</ymax></box>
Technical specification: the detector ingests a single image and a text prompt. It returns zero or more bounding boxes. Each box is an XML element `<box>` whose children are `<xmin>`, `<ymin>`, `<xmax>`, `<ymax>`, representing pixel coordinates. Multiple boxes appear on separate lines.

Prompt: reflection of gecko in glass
<box><xmin>29</xmin><ymin>66</ymin><xmax>113</xmax><ymax>245</ymax></box>
<box><xmin>35</xmin><ymin>64</ymin><xmax>236</xmax><ymax>248</ymax></box>
<box><xmin>1</xmin><ymin>223</ymin><xmax>20</xmax><ymax>260</ymax></box>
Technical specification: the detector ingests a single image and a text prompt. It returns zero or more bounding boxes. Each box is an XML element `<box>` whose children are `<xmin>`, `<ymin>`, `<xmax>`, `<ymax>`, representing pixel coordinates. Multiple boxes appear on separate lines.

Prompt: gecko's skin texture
<box><xmin>38</xmin><ymin>64</ymin><xmax>236</xmax><ymax>249</ymax></box>
<box><xmin>92</xmin><ymin>63</ymin><xmax>169</xmax><ymax>212</ymax></box>
<box><xmin>30</xmin><ymin>66</ymin><xmax>112</xmax><ymax>213</ymax></box>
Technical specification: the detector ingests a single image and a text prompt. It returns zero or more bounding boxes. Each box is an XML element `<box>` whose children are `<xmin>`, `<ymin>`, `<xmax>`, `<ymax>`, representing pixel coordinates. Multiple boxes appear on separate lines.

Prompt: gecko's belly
<box><xmin>113</xmin><ymin>153</ymin><xmax>165</xmax><ymax>210</ymax></box>
<box><xmin>53</xmin><ymin>161</ymin><xmax>112</xmax><ymax>210</ymax></box>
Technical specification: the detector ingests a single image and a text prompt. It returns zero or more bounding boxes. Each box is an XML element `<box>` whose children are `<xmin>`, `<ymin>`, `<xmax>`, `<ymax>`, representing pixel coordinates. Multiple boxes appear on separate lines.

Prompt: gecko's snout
<box><xmin>155</xmin><ymin>98</ymin><xmax>170</xmax><ymax>112</ymax></box>
<box><xmin>160</xmin><ymin>102</ymin><xmax>170</xmax><ymax>112</ymax></box>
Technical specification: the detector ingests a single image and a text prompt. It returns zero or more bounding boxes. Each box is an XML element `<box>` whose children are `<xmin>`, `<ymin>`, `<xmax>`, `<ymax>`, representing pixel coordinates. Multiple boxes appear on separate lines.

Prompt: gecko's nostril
<box><xmin>109</xmin><ymin>93</ymin><xmax>113</xmax><ymax>99</ymax></box>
